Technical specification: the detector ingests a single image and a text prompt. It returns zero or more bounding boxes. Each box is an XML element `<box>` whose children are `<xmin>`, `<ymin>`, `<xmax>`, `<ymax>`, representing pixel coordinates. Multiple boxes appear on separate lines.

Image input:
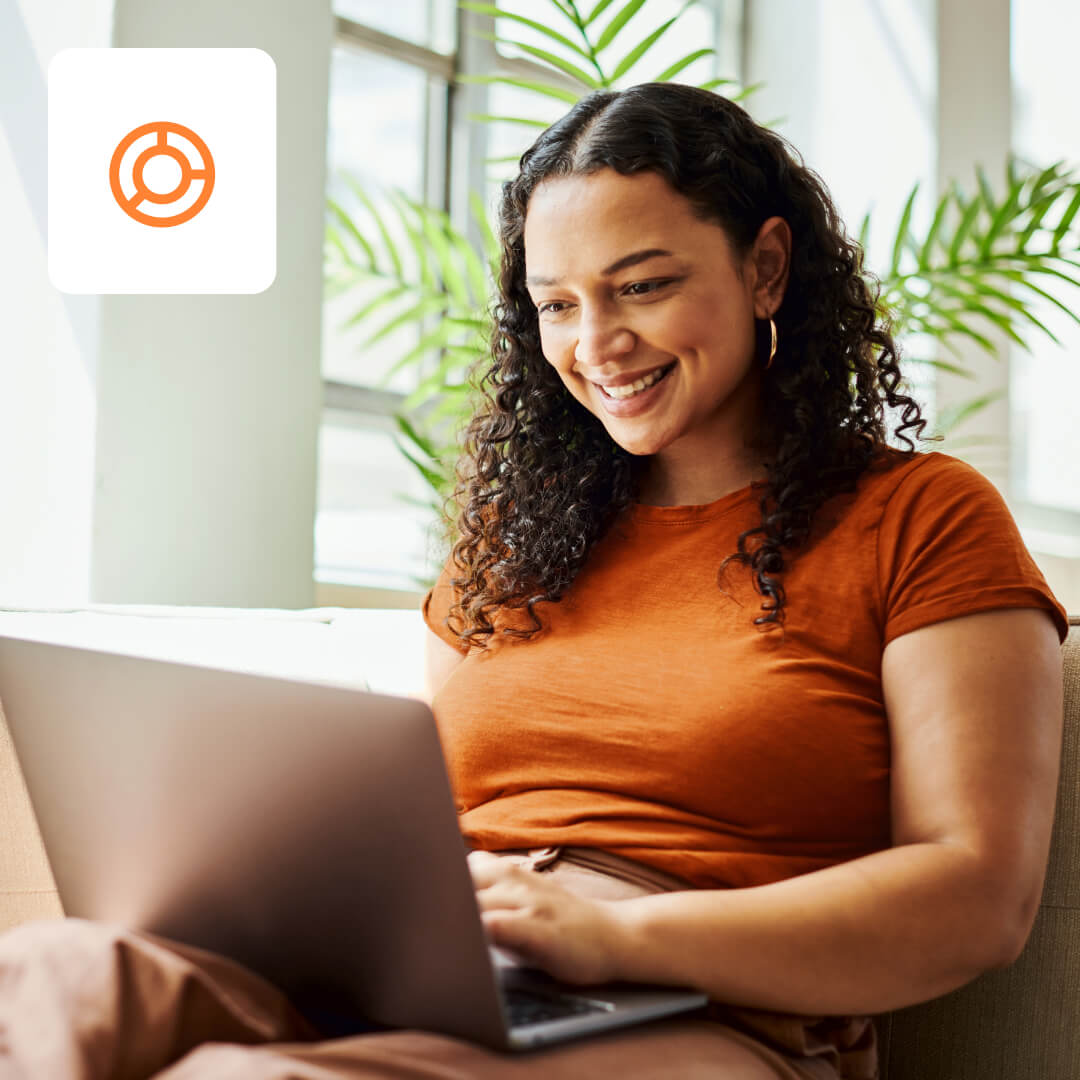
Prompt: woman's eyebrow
<box><xmin>525</xmin><ymin>248</ymin><xmax>676</xmax><ymax>288</ymax></box>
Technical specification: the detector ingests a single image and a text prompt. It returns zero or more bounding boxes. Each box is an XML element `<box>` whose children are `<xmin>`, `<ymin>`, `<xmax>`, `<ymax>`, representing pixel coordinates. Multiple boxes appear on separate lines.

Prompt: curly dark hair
<box><xmin>436</xmin><ymin>82</ymin><xmax>937</xmax><ymax>650</ymax></box>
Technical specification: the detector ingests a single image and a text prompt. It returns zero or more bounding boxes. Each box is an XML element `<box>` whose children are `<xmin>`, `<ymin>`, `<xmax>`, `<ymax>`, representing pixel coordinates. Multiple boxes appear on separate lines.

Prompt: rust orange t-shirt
<box><xmin>421</xmin><ymin>450</ymin><xmax>1070</xmax><ymax>890</ymax></box>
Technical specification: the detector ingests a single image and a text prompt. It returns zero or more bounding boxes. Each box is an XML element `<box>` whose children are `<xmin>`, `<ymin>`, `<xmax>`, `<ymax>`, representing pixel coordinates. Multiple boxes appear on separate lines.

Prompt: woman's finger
<box><xmin>468</xmin><ymin>855</ymin><xmax>531</xmax><ymax>890</ymax></box>
<box><xmin>481</xmin><ymin>907</ymin><xmax>546</xmax><ymax>959</ymax></box>
<box><xmin>473</xmin><ymin>876</ymin><xmax>539</xmax><ymax>912</ymax></box>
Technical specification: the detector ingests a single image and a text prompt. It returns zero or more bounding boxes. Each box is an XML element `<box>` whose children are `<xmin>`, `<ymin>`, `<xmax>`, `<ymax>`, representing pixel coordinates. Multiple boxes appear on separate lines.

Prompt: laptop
<box><xmin>0</xmin><ymin>633</ymin><xmax>709</xmax><ymax>1051</ymax></box>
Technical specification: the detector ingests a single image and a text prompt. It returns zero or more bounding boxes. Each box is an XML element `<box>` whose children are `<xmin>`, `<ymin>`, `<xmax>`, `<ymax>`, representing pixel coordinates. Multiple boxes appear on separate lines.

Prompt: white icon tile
<box><xmin>48</xmin><ymin>48</ymin><xmax>276</xmax><ymax>295</ymax></box>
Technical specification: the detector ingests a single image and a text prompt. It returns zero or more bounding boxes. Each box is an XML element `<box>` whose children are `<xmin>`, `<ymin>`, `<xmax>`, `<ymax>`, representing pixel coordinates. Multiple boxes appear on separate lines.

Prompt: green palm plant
<box><xmin>865</xmin><ymin>158</ymin><xmax>1080</xmax><ymax>446</ymax></box>
<box><xmin>325</xmin><ymin>179</ymin><xmax>499</xmax><ymax>504</ymax></box>
<box><xmin>323</xmin><ymin>0</ymin><xmax>1080</xmax><ymax>588</ymax></box>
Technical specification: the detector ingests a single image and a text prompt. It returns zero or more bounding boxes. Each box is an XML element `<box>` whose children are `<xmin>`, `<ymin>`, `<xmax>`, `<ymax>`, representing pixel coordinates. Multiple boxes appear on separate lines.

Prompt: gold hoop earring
<box><xmin>766</xmin><ymin>318</ymin><xmax>778</xmax><ymax>369</ymax></box>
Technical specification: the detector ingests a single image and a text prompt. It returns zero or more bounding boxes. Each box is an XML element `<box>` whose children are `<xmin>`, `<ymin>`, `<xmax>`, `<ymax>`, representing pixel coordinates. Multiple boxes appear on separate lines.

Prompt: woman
<box><xmin>0</xmin><ymin>83</ymin><xmax>1068</xmax><ymax>1080</ymax></box>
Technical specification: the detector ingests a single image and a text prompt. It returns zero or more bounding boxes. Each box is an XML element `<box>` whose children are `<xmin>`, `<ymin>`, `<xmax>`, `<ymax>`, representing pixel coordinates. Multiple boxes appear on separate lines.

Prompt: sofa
<box><xmin>1</xmin><ymin>605</ymin><xmax>1077</xmax><ymax>1078</ymax></box>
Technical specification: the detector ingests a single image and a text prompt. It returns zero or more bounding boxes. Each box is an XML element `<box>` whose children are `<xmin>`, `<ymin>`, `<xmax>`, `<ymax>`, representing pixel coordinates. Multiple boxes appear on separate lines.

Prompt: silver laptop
<box><xmin>0</xmin><ymin>634</ymin><xmax>708</xmax><ymax>1051</ymax></box>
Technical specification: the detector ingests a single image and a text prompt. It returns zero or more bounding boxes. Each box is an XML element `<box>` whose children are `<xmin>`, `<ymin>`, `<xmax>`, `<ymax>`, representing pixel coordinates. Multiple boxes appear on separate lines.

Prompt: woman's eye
<box><xmin>537</xmin><ymin>280</ymin><xmax>671</xmax><ymax>316</ymax></box>
<box><xmin>625</xmin><ymin>280</ymin><xmax>666</xmax><ymax>296</ymax></box>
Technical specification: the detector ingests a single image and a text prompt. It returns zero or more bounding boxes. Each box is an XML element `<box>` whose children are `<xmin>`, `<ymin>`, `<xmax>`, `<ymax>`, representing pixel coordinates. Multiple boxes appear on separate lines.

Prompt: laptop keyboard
<box><xmin>503</xmin><ymin>987</ymin><xmax>610</xmax><ymax>1028</ymax></box>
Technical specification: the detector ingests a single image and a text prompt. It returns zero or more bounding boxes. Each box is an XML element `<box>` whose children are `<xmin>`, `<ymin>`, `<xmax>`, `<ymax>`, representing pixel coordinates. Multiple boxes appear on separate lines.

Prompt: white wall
<box><xmin>0</xmin><ymin>0</ymin><xmax>331</xmax><ymax>610</ymax></box>
<box><xmin>0</xmin><ymin>0</ymin><xmax>109</xmax><ymax>607</ymax></box>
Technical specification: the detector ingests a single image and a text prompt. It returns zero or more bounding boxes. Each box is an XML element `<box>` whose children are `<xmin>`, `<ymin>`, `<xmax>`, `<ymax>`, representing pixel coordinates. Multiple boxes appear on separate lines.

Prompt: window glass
<box><xmin>334</xmin><ymin>0</ymin><xmax>457</xmax><ymax>54</ymax></box>
<box><xmin>1011</xmin><ymin>0</ymin><xmax>1080</xmax><ymax>513</ymax></box>
<box><xmin>315</xmin><ymin>421</ymin><xmax>438</xmax><ymax>591</ymax></box>
<box><xmin>323</xmin><ymin>45</ymin><xmax>437</xmax><ymax>394</ymax></box>
<box><xmin>483</xmin><ymin>80</ymin><xmax>564</xmax><ymax>198</ymax></box>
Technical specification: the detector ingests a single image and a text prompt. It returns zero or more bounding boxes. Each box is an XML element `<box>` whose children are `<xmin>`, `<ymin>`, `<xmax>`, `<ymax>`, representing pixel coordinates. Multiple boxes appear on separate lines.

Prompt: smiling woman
<box><xmin>415</xmin><ymin>81</ymin><xmax>1069</xmax><ymax>1079</ymax></box>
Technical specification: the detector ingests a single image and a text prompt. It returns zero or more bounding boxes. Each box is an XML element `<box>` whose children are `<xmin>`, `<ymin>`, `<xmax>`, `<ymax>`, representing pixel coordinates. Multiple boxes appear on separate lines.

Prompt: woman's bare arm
<box><xmin>601</xmin><ymin>607</ymin><xmax>1064</xmax><ymax>1016</ymax></box>
<box><xmin>420</xmin><ymin>628</ymin><xmax>467</xmax><ymax>707</ymax></box>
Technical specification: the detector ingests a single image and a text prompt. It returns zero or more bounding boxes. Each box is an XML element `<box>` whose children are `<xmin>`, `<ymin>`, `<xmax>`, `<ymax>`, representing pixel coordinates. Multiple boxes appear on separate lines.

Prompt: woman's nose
<box><xmin>573</xmin><ymin>312</ymin><xmax>636</xmax><ymax>367</ymax></box>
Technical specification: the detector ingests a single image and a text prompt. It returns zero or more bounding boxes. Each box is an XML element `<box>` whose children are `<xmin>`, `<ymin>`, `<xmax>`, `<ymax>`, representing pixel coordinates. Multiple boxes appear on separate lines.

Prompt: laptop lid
<box><xmin>0</xmin><ymin>633</ymin><xmax>709</xmax><ymax>1051</ymax></box>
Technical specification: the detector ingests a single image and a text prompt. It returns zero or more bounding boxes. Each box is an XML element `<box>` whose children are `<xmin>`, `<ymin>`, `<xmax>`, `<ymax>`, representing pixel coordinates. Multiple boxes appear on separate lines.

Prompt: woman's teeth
<box><xmin>600</xmin><ymin>364</ymin><xmax>671</xmax><ymax>399</ymax></box>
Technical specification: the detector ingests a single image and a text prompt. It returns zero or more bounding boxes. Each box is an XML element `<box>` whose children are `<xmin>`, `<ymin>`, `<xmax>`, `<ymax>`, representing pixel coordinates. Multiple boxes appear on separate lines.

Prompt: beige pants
<box><xmin>0</xmin><ymin>846</ymin><xmax>876</xmax><ymax>1080</ymax></box>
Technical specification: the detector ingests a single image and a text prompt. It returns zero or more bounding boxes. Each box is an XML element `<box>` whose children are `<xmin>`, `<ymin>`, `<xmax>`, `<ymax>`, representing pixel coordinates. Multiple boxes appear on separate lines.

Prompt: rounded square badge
<box><xmin>48</xmin><ymin>48</ymin><xmax>276</xmax><ymax>295</ymax></box>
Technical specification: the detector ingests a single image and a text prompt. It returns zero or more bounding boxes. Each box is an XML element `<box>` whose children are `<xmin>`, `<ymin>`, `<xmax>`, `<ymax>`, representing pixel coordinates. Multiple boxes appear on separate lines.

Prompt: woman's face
<box><xmin>522</xmin><ymin>168</ymin><xmax>788</xmax><ymax>472</ymax></box>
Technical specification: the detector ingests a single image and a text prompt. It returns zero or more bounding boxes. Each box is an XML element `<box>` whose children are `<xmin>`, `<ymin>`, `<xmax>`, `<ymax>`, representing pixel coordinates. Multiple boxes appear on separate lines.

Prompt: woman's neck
<box><xmin>635</xmin><ymin>456</ymin><xmax>770</xmax><ymax>507</ymax></box>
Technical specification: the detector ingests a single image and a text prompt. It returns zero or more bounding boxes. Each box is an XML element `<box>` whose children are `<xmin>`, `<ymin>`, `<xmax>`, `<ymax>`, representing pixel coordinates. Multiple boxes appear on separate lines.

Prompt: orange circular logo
<box><xmin>109</xmin><ymin>121</ymin><xmax>215</xmax><ymax>227</ymax></box>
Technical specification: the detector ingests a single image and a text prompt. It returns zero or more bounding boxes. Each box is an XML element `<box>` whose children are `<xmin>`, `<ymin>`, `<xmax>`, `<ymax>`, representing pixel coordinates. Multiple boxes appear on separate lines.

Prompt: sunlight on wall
<box><xmin>0</xmin><ymin>0</ymin><xmax>102</xmax><ymax>606</ymax></box>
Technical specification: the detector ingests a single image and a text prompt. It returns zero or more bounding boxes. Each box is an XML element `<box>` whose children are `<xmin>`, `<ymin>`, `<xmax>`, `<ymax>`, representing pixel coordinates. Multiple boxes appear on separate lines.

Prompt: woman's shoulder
<box><xmin>864</xmin><ymin>443</ymin><xmax>967</xmax><ymax>478</ymax></box>
<box><xmin>808</xmin><ymin>446</ymin><xmax>1007</xmax><ymax>552</ymax></box>
<box><xmin>853</xmin><ymin>446</ymin><xmax>991</xmax><ymax>506</ymax></box>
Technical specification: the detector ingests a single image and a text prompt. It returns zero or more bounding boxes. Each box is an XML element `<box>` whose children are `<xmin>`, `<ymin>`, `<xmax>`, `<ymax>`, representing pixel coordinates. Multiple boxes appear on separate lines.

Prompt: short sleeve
<box><xmin>877</xmin><ymin>454</ymin><xmax>1070</xmax><ymax>647</ymax></box>
<box><xmin>421</xmin><ymin>554</ymin><xmax>470</xmax><ymax>655</ymax></box>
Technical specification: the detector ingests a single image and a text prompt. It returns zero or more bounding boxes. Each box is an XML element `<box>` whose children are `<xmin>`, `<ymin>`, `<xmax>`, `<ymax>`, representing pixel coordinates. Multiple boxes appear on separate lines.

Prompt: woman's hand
<box><xmin>468</xmin><ymin>850</ymin><xmax>630</xmax><ymax>986</ymax></box>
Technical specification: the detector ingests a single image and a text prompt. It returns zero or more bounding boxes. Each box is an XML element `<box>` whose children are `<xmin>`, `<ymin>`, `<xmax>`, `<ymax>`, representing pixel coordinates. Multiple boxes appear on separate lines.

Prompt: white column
<box><xmin>90</xmin><ymin>0</ymin><xmax>332</xmax><ymax>606</ymax></box>
<box><xmin>934</xmin><ymin>0</ymin><xmax>1013</xmax><ymax>492</ymax></box>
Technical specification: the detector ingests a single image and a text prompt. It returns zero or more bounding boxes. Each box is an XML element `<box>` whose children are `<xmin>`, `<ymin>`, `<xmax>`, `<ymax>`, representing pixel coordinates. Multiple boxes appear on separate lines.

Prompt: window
<box><xmin>1011</xmin><ymin>0</ymin><xmax>1080</xmax><ymax>545</ymax></box>
<box><xmin>333</xmin><ymin>0</ymin><xmax>457</xmax><ymax>54</ymax></box>
<box><xmin>318</xmin><ymin>3</ymin><xmax>457</xmax><ymax>595</ymax></box>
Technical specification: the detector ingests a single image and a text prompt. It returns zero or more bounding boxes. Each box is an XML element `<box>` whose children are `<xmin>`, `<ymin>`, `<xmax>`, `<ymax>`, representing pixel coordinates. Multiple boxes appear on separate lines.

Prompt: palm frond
<box><xmin>373</xmin><ymin>320</ymin><xmax>461</xmax><ymax>389</ymax></box>
<box><xmin>476</xmin><ymin>33</ymin><xmax>603</xmax><ymax>88</ymax></box>
<box><xmin>889</xmin><ymin>182</ymin><xmax>919</xmax><ymax>276</ymax></box>
<box><xmin>341</xmin><ymin>174</ymin><xmax>405</xmax><ymax>281</ymax></box>
<box><xmin>652</xmin><ymin>47</ymin><xmax>714</xmax><ymax>82</ymax></box>
<box><xmin>610</xmin><ymin>13</ymin><xmax>679</xmax><ymax>82</ymax></box>
<box><xmin>727</xmin><ymin>81</ymin><xmax>764</xmax><ymax>103</ymax></box>
<box><xmin>917</xmin><ymin>190</ymin><xmax>951</xmax><ymax>272</ymax></box>
<box><xmin>361</xmin><ymin>295</ymin><xmax>449</xmax><ymax>351</ymax></box>
<box><xmin>946</xmin><ymin>188</ymin><xmax>983</xmax><ymax>267</ymax></box>
<box><xmin>385</xmin><ymin>188</ymin><xmax>435</xmax><ymax>294</ymax></box>
<box><xmin>997</xmin><ymin>268</ymin><xmax>1080</xmax><ymax>327</ymax></box>
<box><xmin>392</xmin><ymin>438</ymin><xmax>445</xmax><ymax>492</ymax></box>
<box><xmin>410</xmin><ymin>195</ymin><xmax>472</xmax><ymax>309</ymax></box>
<box><xmin>593</xmin><ymin>0</ymin><xmax>650</xmax><ymax>53</ymax></box>
<box><xmin>455</xmin><ymin>72</ymin><xmax>581</xmax><ymax>105</ymax></box>
<box><xmin>467</xmin><ymin>113</ymin><xmax>551</xmax><ymax>128</ymax></box>
<box><xmin>394</xmin><ymin>413</ymin><xmax>437</xmax><ymax>459</ymax></box>
<box><xmin>583</xmin><ymin>0</ymin><xmax>620</xmax><ymax>26</ymax></box>
<box><xmin>932</xmin><ymin>389</ymin><xmax>1007</xmax><ymax>436</ymax></box>
<box><xmin>458</xmin><ymin>1</ymin><xmax>593</xmax><ymax>61</ymax></box>
<box><xmin>902</xmin><ymin>356</ymin><xmax>979</xmax><ymax>379</ymax></box>
<box><xmin>878</xmin><ymin>160</ymin><xmax>1080</xmax><ymax>360</ymax></box>
<box><xmin>856</xmin><ymin>209</ymin><xmax>871</xmax><ymax>257</ymax></box>
<box><xmin>468</xmin><ymin>190</ymin><xmax>501</xmax><ymax>272</ymax></box>
<box><xmin>339</xmin><ymin>283</ymin><xmax>413</xmax><ymax>331</ymax></box>
<box><xmin>326</xmin><ymin>194</ymin><xmax>378</xmax><ymax>270</ymax></box>
<box><xmin>1053</xmin><ymin>187</ymin><xmax>1080</xmax><ymax>252</ymax></box>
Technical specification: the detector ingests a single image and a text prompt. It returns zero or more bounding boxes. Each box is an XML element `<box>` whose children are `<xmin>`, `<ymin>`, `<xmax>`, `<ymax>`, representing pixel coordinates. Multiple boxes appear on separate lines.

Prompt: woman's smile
<box><xmin>590</xmin><ymin>360</ymin><xmax>678</xmax><ymax>416</ymax></box>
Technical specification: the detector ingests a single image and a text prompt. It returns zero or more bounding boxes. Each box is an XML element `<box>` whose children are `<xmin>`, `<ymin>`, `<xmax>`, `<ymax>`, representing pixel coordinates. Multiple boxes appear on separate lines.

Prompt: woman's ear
<box><xmin>750</xmin><ymin>216</ymin><xmax>792</xmax><ymax>319</ymax></box>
